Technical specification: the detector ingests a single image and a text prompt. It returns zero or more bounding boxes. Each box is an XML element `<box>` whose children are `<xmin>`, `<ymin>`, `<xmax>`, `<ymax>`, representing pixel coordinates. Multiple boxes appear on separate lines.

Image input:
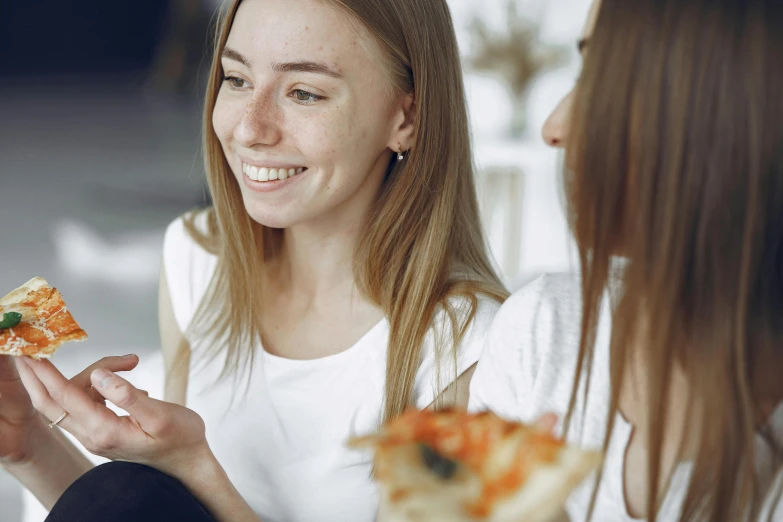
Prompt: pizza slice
<box><xmin>349</xmin><ymin>409</ymin><xmax>601</xmax><ymax>522</ymax></box>
<box><xmin>0</xmin><ymin>277</ymin><xmax>87</xmax><ymax>359</ymax></box>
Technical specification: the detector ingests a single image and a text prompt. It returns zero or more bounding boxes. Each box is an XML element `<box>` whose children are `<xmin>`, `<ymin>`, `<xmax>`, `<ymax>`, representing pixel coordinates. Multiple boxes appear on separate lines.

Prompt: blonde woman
<box><xmin>0</xmin><ymin>0</ymin><xmax>507</xmax><ymax>521</ymax></box>
<box><xmin>471</xmin><ymin>0</ymin><xmax>783</xmax><ymax>521</ymax></box>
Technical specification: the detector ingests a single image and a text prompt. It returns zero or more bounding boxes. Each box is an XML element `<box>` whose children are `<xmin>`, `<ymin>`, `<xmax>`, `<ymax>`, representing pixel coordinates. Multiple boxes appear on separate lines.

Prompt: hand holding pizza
<box><xmin>2</xmin><ymin>279</ymin><xmax>258</xmax><ymax>520</ymax></box>
<box><xmin>0</xmin><ymin>277</ymin><xmax>155</xmax><ymax>469</ymax></box>
<box><xmin>15</xmin><ymin>355</ymin><xmax>215</xmax><ymax>484</ymax></box>
<box><xmin>0</xmin><ymin>355</ymin><xmax>142</xmax><ymax>466</ymax></box>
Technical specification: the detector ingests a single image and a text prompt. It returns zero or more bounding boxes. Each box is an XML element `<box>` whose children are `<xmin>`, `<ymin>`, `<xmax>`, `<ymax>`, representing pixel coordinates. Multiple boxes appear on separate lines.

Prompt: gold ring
<box><xmin>48</xmin><ymin>411</ymin><xmax>69</xmax><ymax>428</ymax></box>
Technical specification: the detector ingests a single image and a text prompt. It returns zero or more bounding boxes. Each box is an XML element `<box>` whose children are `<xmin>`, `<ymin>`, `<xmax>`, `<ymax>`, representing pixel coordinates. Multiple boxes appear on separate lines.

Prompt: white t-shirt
<box><xmin>469</xmin><ymin>273</ymin><xmax>783</xmax><ymax>522</ymax></box>
<box><xmin>163</xmin><ymin>215</ymin><xmax>500</xmax><ymax>522</ymax></box>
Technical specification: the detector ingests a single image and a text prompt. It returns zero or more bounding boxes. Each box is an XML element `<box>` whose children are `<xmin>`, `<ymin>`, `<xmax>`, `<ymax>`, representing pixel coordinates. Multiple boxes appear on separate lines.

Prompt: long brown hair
<box><xmin>564</xmin><ymin>0</ymin><xmax>783</xmax><ymax>520</ymax></box>
<box><xmin>182</xmin><ymin>0</ymin><xmax>508</xmax><ymax>422</ymax></box>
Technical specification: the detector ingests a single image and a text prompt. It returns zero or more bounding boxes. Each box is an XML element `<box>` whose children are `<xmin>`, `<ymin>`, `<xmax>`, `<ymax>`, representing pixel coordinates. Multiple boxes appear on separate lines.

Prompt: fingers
<box><xmin>75</xmin><ymin>355</ymin><xmax>142</xmax><ymax>406</ymax></box>
<box><xmin>19</xmin><ymin>358</ymin><xmax>117</xmax><ymax>430</ymax></box>
<box><xmin>15</xmin><ymin>357</ymin><xmax>76</xmax><ymax>429</ymax></box>
<box><xmin>71</xmin><ymin>355</ymin><xmax>140</xmax><ymax>388</ymax></box>
<box><xmin>85</xmin><ymin>387</ymin><xmax>147</xmax><ymax>408</ymax></box>
<box><xmin>91</xmin><ymin>370</ymin><xmax>161</xmax><ymax>430</ymax></box>
<box><xmin>87</xmin><ymin>385</ymin><xmax>107</xmax><ymax>404</ymax></box>
<box><xmin>16</xmin><ymin>357</ymin><xmax>163</xmax><ymax>462</ymax></box>
<box><xmin>89</xmin><ymin>385</ymin><xmax>148</xmax><ymax>403</ymax></box>
<box><xmin>534</xmin><ymin>413</ymin><xmax>559</xmax><ymax>434</ymax></box>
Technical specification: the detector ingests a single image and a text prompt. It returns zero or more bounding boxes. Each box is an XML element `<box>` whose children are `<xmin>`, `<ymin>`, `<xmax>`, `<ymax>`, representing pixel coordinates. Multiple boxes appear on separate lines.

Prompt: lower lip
<box><xmin>242</xmin><ymin>169</ymin><xmax>308</xmax><ymax>193</ymax></box>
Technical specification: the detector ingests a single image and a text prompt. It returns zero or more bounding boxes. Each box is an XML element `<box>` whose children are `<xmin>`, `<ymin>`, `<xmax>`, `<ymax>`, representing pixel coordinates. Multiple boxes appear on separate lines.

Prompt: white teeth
<box><xmin>242</xmin><ymin>163</ymin><xmax>304</xmax><ymax>182</ymax></box>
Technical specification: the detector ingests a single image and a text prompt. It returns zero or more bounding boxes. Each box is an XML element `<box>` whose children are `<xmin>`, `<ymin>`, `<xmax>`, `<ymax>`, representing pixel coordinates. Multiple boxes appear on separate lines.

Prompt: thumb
<box><xmin>91</xmin><ymin>369</ymin><xmax>160</xmax><ymax>426</ymax></box>
<box><xmin>534</xmin><ymin>413</ymin><xmax>559</xmax><ymax>434</ymax></box>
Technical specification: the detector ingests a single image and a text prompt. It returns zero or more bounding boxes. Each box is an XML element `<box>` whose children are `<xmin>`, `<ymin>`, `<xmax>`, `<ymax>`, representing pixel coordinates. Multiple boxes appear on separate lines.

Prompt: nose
<box><xmin>542</xmin><ymin>92</ymin><xmax>573</xmax><ymax>149</ymax></box>
<box><xmin>233</xmin><ymin>89</ymin><xmax>283</xmax><ymax>149</ymax></box>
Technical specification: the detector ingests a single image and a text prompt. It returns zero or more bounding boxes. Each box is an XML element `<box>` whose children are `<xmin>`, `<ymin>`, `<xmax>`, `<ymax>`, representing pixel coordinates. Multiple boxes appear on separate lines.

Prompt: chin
<box><xmin>245</xmin><ymin>210</ymin><xmax>294</xmax><ymax>230</ymax></box>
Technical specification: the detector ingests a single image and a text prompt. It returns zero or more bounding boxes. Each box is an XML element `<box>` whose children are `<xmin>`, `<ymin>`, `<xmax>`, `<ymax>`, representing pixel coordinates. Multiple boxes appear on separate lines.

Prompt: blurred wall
<box><xmin>1</xmin><ymin>2</ymin><xmax>170</xmax><ymax>75</ymax></box>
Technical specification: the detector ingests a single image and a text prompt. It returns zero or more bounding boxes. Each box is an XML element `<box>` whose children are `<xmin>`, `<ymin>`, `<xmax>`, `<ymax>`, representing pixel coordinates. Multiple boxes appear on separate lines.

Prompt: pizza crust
<box><xmin>489</xmin><ymin>445</ymin><xmax>601</xmax><ymax>522</ymax></box>
<box><xmin>0</xmin><ymin>277</ymin><xmax>49</xmax><ymax>307</ymax></box>
<box><xmin>0</xmin><ymin>277</ymin><xmax>87</xmax><ymax>359</ymax></box>
<box><xmin>0</xmin><ymin>277</ymin><xmax>47</xmax><ymax>319</ymax></box>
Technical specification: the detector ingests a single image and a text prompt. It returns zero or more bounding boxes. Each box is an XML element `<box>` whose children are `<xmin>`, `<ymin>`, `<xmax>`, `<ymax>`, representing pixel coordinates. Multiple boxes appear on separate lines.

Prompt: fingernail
<box><xmin>121</xmin><ymin>354</ymin><xmax>136</xmax><ymax>359</ymax></box>
<box><xmin>93</xmin><ymin>368</ymin><xmax>114</xmax><ymax>388</ymax></box>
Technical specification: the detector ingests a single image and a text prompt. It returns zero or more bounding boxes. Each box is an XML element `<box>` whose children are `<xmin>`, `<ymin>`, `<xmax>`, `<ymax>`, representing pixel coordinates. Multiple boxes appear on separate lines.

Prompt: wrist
<box><xmin>170</xmin><ymin>443</ymin><xmax>223</xmax><ymax>493</ymax></box>
<box><xmin>173</xmin><ymin>445</ymin><xmax>260</xmax><ymax>522</ymax></box>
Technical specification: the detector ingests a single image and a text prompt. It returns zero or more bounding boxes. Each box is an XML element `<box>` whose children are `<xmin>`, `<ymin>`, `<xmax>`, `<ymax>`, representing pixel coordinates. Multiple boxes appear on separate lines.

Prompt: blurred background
<box><xmin>0</xmin><ymin>0</ymin><xmax>590</xmax><ymax>519</ymax></box>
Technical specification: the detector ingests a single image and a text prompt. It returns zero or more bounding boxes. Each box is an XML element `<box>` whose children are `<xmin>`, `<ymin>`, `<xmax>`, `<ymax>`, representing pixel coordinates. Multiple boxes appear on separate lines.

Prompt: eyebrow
<box><xmin>271</xmin><ymin>61</ymin><xmax>343</xmax><ymax>79</ymax></box>
<box><xmin>221</xmin><ymin>46</ymin><xmax>343</xmax><ymax>79</ymax></box>
<box><xmin>222</xmin><ymin>47</ymin><xmax>250</xmax><ymax>67</ymax></box>
<box><xmin>577</xmin><ymin>38</ymin><xmax>590</xmax><ymax>53</ymax></box>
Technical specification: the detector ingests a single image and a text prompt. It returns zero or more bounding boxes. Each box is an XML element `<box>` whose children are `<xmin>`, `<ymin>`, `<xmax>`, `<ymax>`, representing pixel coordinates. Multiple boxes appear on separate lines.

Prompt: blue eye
<box><xmin>223</xmin><ymin>76</ymin><xmax>249</xmax><ymax>89</ymax></box>
<box><xmin>291</xmin><ymin>89</ymin><xmax>324</xmax><ymax>104</ymax></box>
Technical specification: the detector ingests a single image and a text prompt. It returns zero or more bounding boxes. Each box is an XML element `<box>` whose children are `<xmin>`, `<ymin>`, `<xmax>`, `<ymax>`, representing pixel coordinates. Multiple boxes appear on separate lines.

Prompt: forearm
<box><xmin>178</xmin><ymin>450</ymin><xmax>261</xmax><ymax>522</ymax></box>
<box><xmin>3</xmin><ymin>420</ymin><xmax>93</xmax><ymax>510</ymax></box>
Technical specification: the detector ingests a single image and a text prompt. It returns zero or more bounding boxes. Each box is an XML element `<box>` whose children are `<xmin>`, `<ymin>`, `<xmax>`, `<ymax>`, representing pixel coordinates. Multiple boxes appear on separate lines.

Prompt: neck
<box><xmin>277</xmin><ymin>221</ymin><xmax>360</xmax><ymax>297</ymax></box>
<box><xmin>619</xmin><ymin>323</ymin><xmax>696</xmax><ymax>458</ymax></box>
<box><xmin>273</xmin><ymin>156</ymin><xmax>387</xmax><ymax>298</ymax></box>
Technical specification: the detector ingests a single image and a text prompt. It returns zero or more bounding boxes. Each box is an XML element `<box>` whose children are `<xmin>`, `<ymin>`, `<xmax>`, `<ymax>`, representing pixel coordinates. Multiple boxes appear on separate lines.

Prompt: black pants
<box><xmin>46</xmin><ymin>462</ymin><xmax>216</xmax><ymax>521</ymax></box>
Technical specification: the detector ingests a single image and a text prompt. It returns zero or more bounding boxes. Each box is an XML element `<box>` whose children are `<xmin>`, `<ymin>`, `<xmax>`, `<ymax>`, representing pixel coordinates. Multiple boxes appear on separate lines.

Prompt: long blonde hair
<box><xmin>564</xmin><ymin>0</ymin><xmax>783</xmax><ymax>520</ymax></box>
<box><xmin>183</xmin><ymin>0</ymin><xmax>508</xmax><ymax>423</ymax></box>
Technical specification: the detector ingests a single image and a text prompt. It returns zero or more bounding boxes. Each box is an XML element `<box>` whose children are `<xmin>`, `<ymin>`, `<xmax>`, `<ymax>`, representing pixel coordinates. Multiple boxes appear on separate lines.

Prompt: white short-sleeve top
<box><xmin>163</xmin><ymin>214</ymin><xmax>500</xmax><ymax>522</ymax></box>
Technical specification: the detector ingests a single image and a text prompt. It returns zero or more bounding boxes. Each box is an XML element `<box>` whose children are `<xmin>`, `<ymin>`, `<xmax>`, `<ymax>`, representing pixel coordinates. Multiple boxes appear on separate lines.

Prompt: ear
<box><xmin>386</xmin><ymin>93</ymin><xmax>416</xmax><ymax>153</ymax></box>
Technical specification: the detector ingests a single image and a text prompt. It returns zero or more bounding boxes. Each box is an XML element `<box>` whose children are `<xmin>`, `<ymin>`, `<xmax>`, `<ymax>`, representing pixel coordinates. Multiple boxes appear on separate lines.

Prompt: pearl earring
<box><xmin>397</xmin><ymin>143</ymin><xmax>405</xmax><ymax>162</ymax></box>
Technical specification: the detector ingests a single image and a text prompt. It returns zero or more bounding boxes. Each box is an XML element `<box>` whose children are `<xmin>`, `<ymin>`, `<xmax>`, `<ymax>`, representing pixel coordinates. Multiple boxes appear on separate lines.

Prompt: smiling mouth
<box><xmin>242</xmin><ymin>162</ymin><xmax>307</xmax><ymax>182</ymax></box>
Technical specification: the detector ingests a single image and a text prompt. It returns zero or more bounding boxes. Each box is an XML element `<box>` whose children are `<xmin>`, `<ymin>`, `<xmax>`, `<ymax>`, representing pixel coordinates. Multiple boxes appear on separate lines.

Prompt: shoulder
<box><xmin>163</xmin><ymin>210</ymin><xmax>215</xmax><ymax>253</ymax></box>
<box><xmin>163</xmin><ymin>211</ymin><xmax>213</xmax><ymax>260</ymax></box>
<box><xmin>452</xmin><ymin>292</ymin><xmax>504</xmax><ymax>336</ymax></box>
<box><xmin>162</xmin><ymin>210</ymin><xmax>219</xmax><ymax>334</ymax></box>
<box><xmin>492</xmin><ymin>273</ymin><xmax>584</xmax><ymax>354</ymax></box>
<box><xmin>413</xmin><ymin>292</ymin><xmax>503</xmax><ymax>409</ymax></box>
<box><xmin>469</xmin><ymin>273</ymin><xmax>586</xmax><ymax>419</ymax></box>
<box><xmin>429</xmin><ymin>292</ymin><xmax>504</xmax><ymax>357</ymax></box>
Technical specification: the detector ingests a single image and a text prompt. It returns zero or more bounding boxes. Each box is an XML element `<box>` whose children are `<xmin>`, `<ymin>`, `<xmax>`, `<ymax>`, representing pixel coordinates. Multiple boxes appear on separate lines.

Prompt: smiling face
<box><xmin>212</xmin><ymin>0</ymin><xmax>413</xmax><ymax>230</ymax></box>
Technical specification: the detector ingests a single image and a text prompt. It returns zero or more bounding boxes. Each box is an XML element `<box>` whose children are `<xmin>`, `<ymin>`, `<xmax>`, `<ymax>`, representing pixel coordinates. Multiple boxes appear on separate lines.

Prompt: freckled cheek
<box><xmin>295</xmin><ymin>113</ymin><xmax>351</xmax><ymax>163</ymax></box>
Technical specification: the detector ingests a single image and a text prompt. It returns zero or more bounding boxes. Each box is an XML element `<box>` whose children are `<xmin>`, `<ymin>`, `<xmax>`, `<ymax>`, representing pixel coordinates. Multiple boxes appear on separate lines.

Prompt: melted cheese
<box><xmin>5</xmin><ymin>328</ymin><xmax>34</xmax><ymax>356</ymax></box>
<box><xmin>30</xmin><ymin>315</ymin><xmax>57</xmax><ymax>341</ymax></box>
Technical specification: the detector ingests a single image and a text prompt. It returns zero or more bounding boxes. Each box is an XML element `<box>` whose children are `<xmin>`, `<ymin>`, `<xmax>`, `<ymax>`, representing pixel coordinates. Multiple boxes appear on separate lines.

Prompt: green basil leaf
<box><xmin>0</xmin><ymin>312</ymin><xmax>23</xmax><ymax>329</ymax></box>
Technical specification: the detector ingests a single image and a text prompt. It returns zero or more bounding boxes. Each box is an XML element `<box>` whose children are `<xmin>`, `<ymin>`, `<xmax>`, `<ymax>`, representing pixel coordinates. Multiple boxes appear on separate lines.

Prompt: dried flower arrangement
<box><xmin>467</xmin><ymin>1</ymin><xmax>568</xmax><ymax>137</ymax></box>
